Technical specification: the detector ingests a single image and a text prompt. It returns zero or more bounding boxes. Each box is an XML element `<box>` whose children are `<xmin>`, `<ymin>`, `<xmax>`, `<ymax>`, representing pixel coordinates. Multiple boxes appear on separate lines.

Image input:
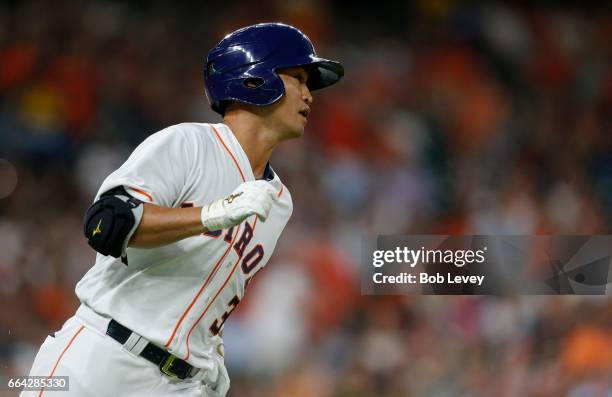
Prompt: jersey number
<box><xmin>209</xmin><ymin>295</ymin><xmax>240</xmax><ymax>336</ymax></box>
<box><xmin>180</xmin><ymin>210</ymin><xmax>267</xmax><ymax>336</ymax></box>
<box><xmin>207</xmin><ymin>247</ymin><xmax>265</xmax><ymax>335</ymax></box>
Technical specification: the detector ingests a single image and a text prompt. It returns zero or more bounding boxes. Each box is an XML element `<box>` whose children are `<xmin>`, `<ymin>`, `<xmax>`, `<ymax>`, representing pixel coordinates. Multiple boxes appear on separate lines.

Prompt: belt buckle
<box><xmin>160</xmin><ymin>355</ymin><xmax>186</xmax><ymax>379</ymax></box>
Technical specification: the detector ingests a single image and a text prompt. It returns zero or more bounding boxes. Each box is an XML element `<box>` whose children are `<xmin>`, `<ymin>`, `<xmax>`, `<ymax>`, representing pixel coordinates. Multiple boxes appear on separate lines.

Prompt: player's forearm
<box><xmin>129</xmin><ymin>203</ymin><xmax>208</xmax><ymax>248</ymax></box>
<box><xmin>129</xmin><ymin>180</ymin><xmax>276</xmax><ymax>249</ymax></box>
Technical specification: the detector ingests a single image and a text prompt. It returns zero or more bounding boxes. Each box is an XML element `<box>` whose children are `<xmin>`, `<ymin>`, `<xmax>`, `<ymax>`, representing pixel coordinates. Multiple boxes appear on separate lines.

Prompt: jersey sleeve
<box><xmin>95</xmin><ymin>124</ymin><xmax>198</xmax><ymax>207</ymax></box>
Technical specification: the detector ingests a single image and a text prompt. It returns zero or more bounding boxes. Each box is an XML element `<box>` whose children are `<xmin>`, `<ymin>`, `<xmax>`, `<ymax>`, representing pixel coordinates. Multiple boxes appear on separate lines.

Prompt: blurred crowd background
<box><xmin>1</xmin><ymin>1</ymin><xmax>611</xmax><ymax>396</ymax></box>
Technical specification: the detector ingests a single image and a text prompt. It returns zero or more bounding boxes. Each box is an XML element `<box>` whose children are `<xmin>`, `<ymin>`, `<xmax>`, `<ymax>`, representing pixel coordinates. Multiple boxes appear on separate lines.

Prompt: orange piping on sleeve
<box><xmin>128</xmin><ymin>187</ymin><xmax>153</xmax><ymax>202</ymax></box>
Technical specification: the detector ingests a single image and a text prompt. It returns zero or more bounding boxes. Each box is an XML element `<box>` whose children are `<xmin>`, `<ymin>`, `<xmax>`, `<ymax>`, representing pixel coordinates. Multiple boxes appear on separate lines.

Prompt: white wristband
<box><xmin>200</xmin><ymin>199</ymin><xmax>228</xmax><ymax>231</ymax></box>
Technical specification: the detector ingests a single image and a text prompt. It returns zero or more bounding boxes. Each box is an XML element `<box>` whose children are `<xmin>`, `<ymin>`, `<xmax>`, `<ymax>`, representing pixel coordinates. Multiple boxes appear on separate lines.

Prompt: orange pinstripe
<box><xmin>211</xmin><ymin>125</ymin><xmax>246</xmax><ymax>182</ymax></box>
<box><xmin>38</xmin><ymin>325</ymin><xmax>85</xmax><ymax>397</ymax></box>
<box><xmin>183</xmin><ymin>218</ymin><xmax>258</xmax><ymax>360</ymax></box>
<box><xmin>164</xmin><ymin>224</ymin><xmax>242</xmax><ymax>348</ymax></box>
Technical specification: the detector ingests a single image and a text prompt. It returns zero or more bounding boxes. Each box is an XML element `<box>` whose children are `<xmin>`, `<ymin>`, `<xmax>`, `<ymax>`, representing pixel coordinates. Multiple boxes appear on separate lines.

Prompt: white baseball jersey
<box><xmin>75</xmin><ymin>122</ymin><xmax>293</xmax><ymax>369</ymax></box>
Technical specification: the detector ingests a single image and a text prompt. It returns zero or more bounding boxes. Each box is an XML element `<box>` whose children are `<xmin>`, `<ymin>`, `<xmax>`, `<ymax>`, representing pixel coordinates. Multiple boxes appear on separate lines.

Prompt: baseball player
<box><xmin>22</xmin><ymin>23</ymin><xmax>343</xmax><ymax>397</ymax></box>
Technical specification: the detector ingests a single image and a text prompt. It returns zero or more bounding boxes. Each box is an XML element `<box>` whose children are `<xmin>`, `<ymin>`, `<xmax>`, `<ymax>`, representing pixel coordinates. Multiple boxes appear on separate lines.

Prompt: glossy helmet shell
<box><xmin>204</xmin><ymin>22</ymin><xmax>344</xmax><ymax>115</ymax></box>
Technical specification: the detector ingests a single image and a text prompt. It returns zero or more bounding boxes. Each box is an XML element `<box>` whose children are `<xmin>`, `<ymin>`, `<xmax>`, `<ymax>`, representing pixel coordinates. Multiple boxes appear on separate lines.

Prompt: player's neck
<box><xmin>223</xmin><ymin>114</ymin><xmax>280</xmax><ymax>179</ymax></box>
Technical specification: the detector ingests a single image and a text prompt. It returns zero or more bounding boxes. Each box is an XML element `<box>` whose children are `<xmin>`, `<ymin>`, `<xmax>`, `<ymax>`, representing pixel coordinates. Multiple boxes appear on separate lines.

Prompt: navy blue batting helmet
<box><xmin>204</xmin><ymin>22</ymin><xmax>344</xmax><ymax>115</ymax></box>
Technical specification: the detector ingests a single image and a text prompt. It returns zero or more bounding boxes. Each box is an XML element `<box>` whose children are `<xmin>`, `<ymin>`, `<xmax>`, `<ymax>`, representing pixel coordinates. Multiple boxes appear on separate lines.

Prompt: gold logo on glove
<box><xmin>92</xmin><ymin>219</ymin><xmax>103</xmax><ymax>236</ymax></box>
<box><xmin>225</xmin><ymin>192</ymin><xmax>243</xmax><ymax>204</ymax></box>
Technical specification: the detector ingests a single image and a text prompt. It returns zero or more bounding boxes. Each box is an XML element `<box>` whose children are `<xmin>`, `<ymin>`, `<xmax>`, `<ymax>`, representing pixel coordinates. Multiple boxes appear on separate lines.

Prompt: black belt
<box><xmin>106</xmin><ymin>319</ymin><xmax>194</xmax><ymax>380</ymax></box>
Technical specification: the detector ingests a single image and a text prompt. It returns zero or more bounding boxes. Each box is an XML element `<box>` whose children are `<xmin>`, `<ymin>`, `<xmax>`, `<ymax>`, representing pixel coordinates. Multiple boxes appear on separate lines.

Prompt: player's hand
<box><xmin>201</xmin><ymin>180</ymin><xmax>277</xmax><ymax>231</ymax></box>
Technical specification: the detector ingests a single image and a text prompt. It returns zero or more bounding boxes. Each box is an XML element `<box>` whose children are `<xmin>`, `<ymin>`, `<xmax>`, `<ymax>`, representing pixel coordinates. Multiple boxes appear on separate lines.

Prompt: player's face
<box><xmin>270</xmin><ymin>67</ymin><xmax>313</xmax><ymax>139</ymax></box>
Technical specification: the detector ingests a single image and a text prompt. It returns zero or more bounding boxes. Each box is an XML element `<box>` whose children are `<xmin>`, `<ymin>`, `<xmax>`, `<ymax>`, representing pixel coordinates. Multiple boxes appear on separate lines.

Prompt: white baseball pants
<box><xmin>21</xmin><ymin>307</ymin><xmax>206</xmax><ymax>397</ymax></box>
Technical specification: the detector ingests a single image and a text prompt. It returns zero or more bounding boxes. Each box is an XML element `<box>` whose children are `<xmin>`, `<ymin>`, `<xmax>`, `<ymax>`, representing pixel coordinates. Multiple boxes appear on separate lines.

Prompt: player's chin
<box><xmin>292</xmin><ymin>126</ymin><xmax>305</xmax><ymax>139</ymax></box>
<box><xmin>282</xmin><ymin>124</ymin><xmax>305</xmax><ymax>140</ymax></box>
<box><xmin>295</xmin><ymin>116</ymin><xmax>308</xmax><ymax>135</ymax></box>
